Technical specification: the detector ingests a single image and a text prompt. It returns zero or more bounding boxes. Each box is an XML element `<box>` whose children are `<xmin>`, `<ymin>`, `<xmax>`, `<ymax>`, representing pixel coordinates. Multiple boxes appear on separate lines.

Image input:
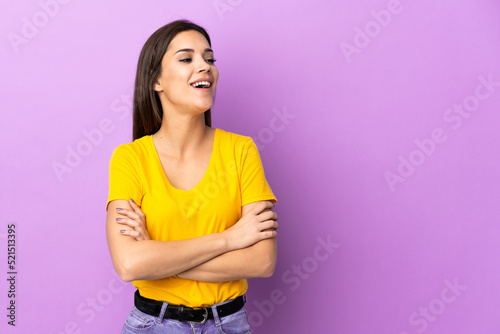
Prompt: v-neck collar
<box><xmin>149</xmin><ymin>128</ymin><xmax>219</xmax><ymax>193</ymax></box>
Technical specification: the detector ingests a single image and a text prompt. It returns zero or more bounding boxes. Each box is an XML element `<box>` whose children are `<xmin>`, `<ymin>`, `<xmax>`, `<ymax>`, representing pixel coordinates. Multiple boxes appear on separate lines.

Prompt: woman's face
<box><xmin>154</xmin><ymin>30</ymin><xmax>219</xmax><ymax>118</ymax></box>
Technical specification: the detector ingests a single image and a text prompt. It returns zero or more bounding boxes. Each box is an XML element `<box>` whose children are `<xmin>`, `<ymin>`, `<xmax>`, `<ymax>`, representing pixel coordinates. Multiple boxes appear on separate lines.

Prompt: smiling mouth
<box><xmin>190</xmin><ymin>81</ymin><xmax>212</xmax><ymax>88</ymax></box>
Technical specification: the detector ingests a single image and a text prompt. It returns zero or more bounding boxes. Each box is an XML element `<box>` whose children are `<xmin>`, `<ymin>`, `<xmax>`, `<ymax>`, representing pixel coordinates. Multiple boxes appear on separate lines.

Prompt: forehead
<box><xmin>167</xmin><ymin>30</ymin><xmax>211</xmax><ymax>53</ymax></box>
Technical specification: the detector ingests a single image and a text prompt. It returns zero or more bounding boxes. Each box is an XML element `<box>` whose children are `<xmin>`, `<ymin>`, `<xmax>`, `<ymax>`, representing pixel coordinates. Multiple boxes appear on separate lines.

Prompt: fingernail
<box><xmin>116</xmin><ymin>218</ymin><xmax>122</xmax><ymax>221</ymax></box>
<box><xmin>120</xmin><ymin>230</ymin><xmax>125</xmax><ymax>233</ymax></box>
<box><xmin>116</xmin><ymin>208</ymin><xmax>123</xmax><ymax>211</ymax></box>
<box><xmin>130</xmin><ymin>198</ymin><xmax>135</xmax><ymax>204</ymax></box>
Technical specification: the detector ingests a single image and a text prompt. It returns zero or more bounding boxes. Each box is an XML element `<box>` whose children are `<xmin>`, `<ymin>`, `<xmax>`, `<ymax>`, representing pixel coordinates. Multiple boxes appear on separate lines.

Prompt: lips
<box><xmin>190</xmin><ymin>78</ymin><xmax>213</xmax><ymax>88</ymax></box>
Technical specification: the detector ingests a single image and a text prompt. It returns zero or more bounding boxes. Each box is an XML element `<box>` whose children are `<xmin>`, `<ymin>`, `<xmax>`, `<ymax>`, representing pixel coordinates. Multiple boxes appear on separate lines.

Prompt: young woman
<box><xmin>105</xmin><ymin>20</ymin><xmax>279</xmax><ymax>333</ymax></box>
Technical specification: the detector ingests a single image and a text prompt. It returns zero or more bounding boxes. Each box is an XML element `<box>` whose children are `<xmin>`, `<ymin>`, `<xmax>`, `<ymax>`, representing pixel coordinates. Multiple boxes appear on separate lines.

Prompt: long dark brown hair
<box><xmin>132</xmin><ymin>20</ymin><xmax>212</xmax><ymax>140</ymax></box>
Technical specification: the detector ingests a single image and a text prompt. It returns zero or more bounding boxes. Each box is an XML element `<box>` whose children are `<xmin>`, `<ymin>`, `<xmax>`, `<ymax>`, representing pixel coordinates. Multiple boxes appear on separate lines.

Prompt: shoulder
<box><xmin>112</xmin><ymin>136</ymin><xmax>150</xmax><ymax>155</ymax></box>
<box><xmin>216</xmin><ymin>128</ymin><xmax>255</xmax><ymax>152</ymax></box>
<box><xmin>110</xmin><ymin>135</ymin><xmax>151</xmax><ymax>163</ymax></box>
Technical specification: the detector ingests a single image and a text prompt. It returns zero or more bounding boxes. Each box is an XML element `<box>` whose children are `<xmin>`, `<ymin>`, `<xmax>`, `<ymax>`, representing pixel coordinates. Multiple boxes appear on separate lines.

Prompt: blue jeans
<box><xmin>121</xmin><ymin>295</ymin><xmax>251</xmax><ymax>334</ymax></box>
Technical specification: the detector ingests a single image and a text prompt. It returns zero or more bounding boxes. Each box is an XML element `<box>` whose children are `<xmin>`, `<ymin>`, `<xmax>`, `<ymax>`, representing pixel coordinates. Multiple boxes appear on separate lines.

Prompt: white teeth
<box><xmin>191</xmin><ymin>81</ymin><xmax>211</xmax><ymax>88</ymax></box>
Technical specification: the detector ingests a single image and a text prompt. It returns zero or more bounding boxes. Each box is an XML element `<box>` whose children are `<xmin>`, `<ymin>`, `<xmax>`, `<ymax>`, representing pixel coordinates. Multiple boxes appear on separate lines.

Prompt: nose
<box><xmin>196</xmin><ymin>56</ymin><xmax>211</xmax><ymax>73</ymax></box>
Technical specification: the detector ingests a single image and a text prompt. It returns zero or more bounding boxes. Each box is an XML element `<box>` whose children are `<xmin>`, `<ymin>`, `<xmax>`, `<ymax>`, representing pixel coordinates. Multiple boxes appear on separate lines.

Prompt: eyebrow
<box><xmin>175</xmin><ymin>48</ymin><xmax>213</xmax><ymax>54</ymax></box>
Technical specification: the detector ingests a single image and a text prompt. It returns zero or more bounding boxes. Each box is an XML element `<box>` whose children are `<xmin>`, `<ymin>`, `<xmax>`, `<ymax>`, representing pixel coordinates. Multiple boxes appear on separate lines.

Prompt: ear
<box><xmin>154</xmin><ymin>81</ymin><xmax>163</xmax><ymax>92</ymax></box>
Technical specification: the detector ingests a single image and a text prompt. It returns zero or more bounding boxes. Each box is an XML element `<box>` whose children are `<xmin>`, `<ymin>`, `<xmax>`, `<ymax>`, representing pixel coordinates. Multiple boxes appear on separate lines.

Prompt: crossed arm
<box><xmin>105</xmin><ymin>199</ymin><xmax>278</xmax><ymax>282</ymax></box>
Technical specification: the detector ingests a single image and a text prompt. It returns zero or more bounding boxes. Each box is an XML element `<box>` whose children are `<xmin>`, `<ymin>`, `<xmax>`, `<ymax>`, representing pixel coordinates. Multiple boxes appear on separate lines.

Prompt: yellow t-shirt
<box><xmin>106</xmin><ymin>127</ymin><xmax>277</xmax><ymax>307</ymax></box>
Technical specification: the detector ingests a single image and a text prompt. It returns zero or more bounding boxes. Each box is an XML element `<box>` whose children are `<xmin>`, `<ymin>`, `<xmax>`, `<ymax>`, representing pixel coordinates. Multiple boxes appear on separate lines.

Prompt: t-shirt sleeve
<box><xmin>240</xmin><ymin>138</ymin><xmax>277</xmax><ymax>206</ymax></box>
<box><xmin>106</xmin><ymin>145</ymin><xmax>143</xmax><ymax>211</ymax></box>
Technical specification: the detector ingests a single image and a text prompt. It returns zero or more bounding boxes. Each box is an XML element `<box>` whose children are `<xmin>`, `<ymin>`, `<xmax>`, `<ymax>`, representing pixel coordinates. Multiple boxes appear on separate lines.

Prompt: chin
<box><xmin>193</xmin><ymin>102</ymin><xmax>214</xmax><ymax>112</ymax></box>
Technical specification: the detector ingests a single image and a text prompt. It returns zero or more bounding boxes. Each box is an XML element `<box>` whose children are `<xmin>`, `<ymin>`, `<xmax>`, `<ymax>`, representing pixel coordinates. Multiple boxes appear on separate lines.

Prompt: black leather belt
<box><xmin>134</xmin><ymin>290</ymin><xmax>246</xmax><ymax>324</ymax></box>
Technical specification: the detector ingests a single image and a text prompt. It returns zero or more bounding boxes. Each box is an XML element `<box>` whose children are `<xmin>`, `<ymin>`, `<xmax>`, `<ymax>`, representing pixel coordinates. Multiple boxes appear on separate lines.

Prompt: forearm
<box><xmin>112</xmin><ymin>233</ymin><xmax>230</xmax><ymax>282</ymax></box>
<box><xmin>107</xmin><ymin>199</ymin><xmax>278</xmax><ymax>283</ymax></box>
<box><xmin>177</xmin><ymin>238</ymin><xmax>277</xmax><ymax>282</ymax></box>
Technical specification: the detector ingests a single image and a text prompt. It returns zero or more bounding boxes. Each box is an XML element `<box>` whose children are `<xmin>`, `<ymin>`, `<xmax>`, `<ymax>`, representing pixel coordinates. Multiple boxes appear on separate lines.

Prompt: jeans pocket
<box><xmin>122</xmin><ymin>307</ymin><xmax>157</xmax><ymax>333</ymax></box>
<box><xmin>218</xmin><ymin>308</ymin><xmax>252</xmax><ymax>334</ymax></box>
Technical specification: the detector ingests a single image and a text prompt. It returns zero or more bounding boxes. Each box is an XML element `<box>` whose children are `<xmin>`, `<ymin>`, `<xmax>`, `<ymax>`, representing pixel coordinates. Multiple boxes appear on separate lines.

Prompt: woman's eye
<box><xmin>179</xmin><ymin>58</ymin><xmax>216</xmax><ymax>64</ymax></box>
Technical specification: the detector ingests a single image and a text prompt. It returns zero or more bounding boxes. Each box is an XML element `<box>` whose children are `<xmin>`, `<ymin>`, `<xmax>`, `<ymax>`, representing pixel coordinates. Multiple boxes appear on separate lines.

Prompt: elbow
<box><xmin>114</xmin><ymin>257</ymin><xmax>139</xmax><ymax>282</ymax></box>
<box><xmin>260</xmin><ymin>256</ymin><xmax>277</xmax><ymax>278</ymax></box>
<box><xmin>117</xmin><ymin>269</ymin><xmax>134</xmax><ymax>283</ymax></box>
<box><xmin>254</xmin><ymin>239</ymin><xmax>277</xmax><ymax>278</ymax></box>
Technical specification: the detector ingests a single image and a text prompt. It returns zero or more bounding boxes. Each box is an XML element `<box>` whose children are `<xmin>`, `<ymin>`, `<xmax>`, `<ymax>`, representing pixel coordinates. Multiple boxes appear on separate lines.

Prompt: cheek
<box><xmin>162</xmin><ymin>66</ymin><xmax>190</xmax><ymax>88</ymax></box>
<box><xmin>212</xmin><ymin>68</ymin><xmax>220</xmax><ymax>85</ymax></box>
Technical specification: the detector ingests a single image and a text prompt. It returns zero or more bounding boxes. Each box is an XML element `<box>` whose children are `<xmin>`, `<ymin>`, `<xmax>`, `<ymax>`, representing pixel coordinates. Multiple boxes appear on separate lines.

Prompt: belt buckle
<box><xmin>194</xmin><ymin>307</ymin><xmax>208</xmax><ymax>324</ymax></box>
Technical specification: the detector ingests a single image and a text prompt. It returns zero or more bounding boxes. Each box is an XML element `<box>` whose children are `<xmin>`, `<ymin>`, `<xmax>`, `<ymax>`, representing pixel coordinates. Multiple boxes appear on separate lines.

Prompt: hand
<box><xmin>116</xmin><ymin>199</ymin><xmax>151</xmax><ymax>241</ymax></box>
<box><xmin>222</xmin><ymin>201</ymin><xmax>279</xmax><ymax>251</ymax></box>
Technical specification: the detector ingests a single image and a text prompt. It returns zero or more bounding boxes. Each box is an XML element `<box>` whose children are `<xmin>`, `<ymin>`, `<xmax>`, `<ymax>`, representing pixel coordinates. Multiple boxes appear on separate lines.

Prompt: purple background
<box><xmin>2</xmin><ymin>0</ymin><xmax>500</xmax><ymax>333</ymax></box>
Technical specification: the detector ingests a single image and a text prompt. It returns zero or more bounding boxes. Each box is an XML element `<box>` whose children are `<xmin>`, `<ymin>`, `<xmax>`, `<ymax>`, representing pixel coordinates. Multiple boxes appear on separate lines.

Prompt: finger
<box><xmin>258</xmin><ymin>210</ymin><xmax>278</xmax><ymax>222</ymax></box>
<box><xmin>116</xmin><ymin>207</ymin><xmax>134</xmax><ymax>218</ymax></box>
<box><xmin>129</xmin><ymin>198</ymin><xmax>141</xmax><ymax>213</ymax></box>
<box><xmin>119</xmin><ymin>229</ymin><xmax>135</xmax><ymax>237</ymax></box>
<box><xmin>262</xmin><ymin>229</ymin><xmax>277</xmax><ymax>239</ymax></box>
<box><xmin>268</xmin><ymin>210</ymin><xmax>278</xmax><ymax>221</ymax></box>
<box><xmin>264</xmin><ymin>201</ymin><xmax>275</xmax><ymax>211</ymax></box>
<box><xmin>129</xmin><ymin>229</ymin><xmax>143</xmax><ymax>240</ymax></box>
<box><xmin>129</xmin><ymin>198</ymin><xmax>138</xmax><ymax>208</ymax></box>
<box><xmin>261</xmin><ymin>207</ymin><xmax>275</xmax><ymax>215</ymax></box>
<box><xmin>129</xmin><ymin>199</ymin><xmax>146</xmax><ymax>220</ymax></box>
<box><xmin>116</xmin><ymin>218</ymin><xmax>141</xmax><ymax>229</ymax></box>
<box><xmin>117</xmin><ymin>204</ymin><xmax>146</xmax><ymax>225</ymax></box>
<box><xmin>266</xmin><ymin>221</ymin><xmax>279</xmax><ymax>230</ymax></box>
<box><xmin>120</xmin><ymin>229</ymin><xmax>145</xmax><ymax>241</ymax></box>
<box><xmin>116</xmin><ymin>208</ymin><xmax>143</xmax><ymax>222</ymax></box>
<box><xmin>260</xmin><ymin>220</ymin><xmax>278</xmax><ymax>231</ymax></box>
<box><xmin>253</xmin><ymin>201</ymin><xmax>274</xmax><ymax>215</ymax></box>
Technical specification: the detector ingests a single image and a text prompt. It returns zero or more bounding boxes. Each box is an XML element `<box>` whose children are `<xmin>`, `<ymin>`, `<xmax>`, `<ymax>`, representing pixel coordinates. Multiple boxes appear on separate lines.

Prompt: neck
<box><xmin>153</xmin><ymin>113</ymin><xmax>211</xmax><ymax>158</ymax></box>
